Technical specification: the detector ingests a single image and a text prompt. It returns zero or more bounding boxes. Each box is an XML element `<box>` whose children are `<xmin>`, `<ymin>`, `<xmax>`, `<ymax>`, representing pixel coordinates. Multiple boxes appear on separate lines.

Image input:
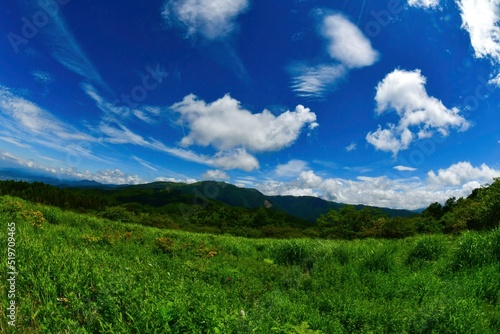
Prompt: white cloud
<box><xmin>366</xmin><ymin>69</ymin><xmax>470</xmax><ymax>155</ymax></box>
<box><xmin>40</xmin><ymin>8</ymin><xmax>108</xmax><ymax>91</ymax></box>
<box><xmin>132</xmin><ymin>156</ymin><xmax>158</xmax><ymax>172</ymax></box>
<box><xmin>201</xmin><ymin>169</ymin><xmax>230</xmax><ymax>180</ymax></box>
<box><xmin>32</xmin><ymin>70</ymin><xmax>54</xmax><ymax>84</ymax></box>
<box><xmin>0</xmin><ymin>86</ymin><xmax>99</xmax><ymax>160</ymax></box>
<box><xmin>0</xmin><ymin>136</ymin><xmax>32</xmax><ymax>149</ymax></box>
<box><xmin>275</xmin><ymin>160</ymin><xmax>309</xmax><ymax>178</ymax></box>
<box><xmin>290</xmin><ymin>14</ymin><xmax>378</xmax><ymax>98</ymax></box>
<box><xmin>163</xmin><ymin>0</ymin><xmax>249</xmax><ymax>40</ymax></box>
<box><xmin>171</xmin><ymin>94</ymin><xmax>318</xmax><ymax>152</ymax></box>
<box><xmin>345</xmin><ymin>142</ymin><xmax>357</xmax><ymax>152</ymax></box>
<box><xmin>0</xmin><ymin>151</ymin><xmax>146</xmax><ymax>185</ymax></box>
<box><xmin>290</xmin><ymin>64</ymin><xmax>346</xmax><ymax>98</ymax></box>
<box><xmin>257</xmin><ymin>162</ymin><xmax>500</xmax><ymax>210</ymax></box>
<box><xmin>0</xmin><ymin>87</ymin><xmax>88</xmax><ymax>139</ymax></box>
<box><xmin>98</xmin><ymin>120</ymin><xmax>259</xmax><ymax>171</ymax></box>
<box><xmin>154</xmin><ymin>176</ymin><xmax>197</xmax><ymax>184</ymax></box>
<box><xmin>427</xmin><ymin>161</ymin><xmax>500</xmax><ymax>186</ymax></box>
<box><xmin>210</xmin><ymin>148</ymin><xmax>259</xmax><ymax>171</ymax></box>
<box><xmin>83</xmin><ymin>84</ymin><xmax>161</xmax><ymax>124</ymax></box>
<box><xmin>408</xmin><ymin>0</ymin><xmax>440</xmax><ymax>9</ymax></box>
<box><xmin>456</xmin><ymin>0</ymin><xmax>500</xmax><ymax>85</ymax></box>
<box><xmin>321</xmin><ymin>14</ymin><xmax>379</xmax><ymax>68</ymax></box>
<box><xmin>394</xmin><ymin>165</ymin><xmax>417</xmax><ymax>171</ymax></box>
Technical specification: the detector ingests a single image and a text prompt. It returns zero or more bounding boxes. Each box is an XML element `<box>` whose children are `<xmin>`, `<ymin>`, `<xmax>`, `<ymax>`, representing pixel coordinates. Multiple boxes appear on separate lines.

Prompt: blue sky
<box><xmin>1</xmin><ymin>0</ymin><xmax>499</xmax><ymax>209</ymax></box>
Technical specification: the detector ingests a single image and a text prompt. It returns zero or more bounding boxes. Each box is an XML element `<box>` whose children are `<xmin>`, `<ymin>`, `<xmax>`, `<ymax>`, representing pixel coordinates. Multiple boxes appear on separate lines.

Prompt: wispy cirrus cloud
<box><xmin>83</xmin><ymin>83</ymin><xmax>164</xmax><ymax>124</ymax></box>
<box><xmin>162</xmin><ymin>0</ymin><xmax>250</xmax><ymax>40</ymax></box>
<box><xmin>0</xmin><ymin>136</ymin><xmax>32</xmax><ymax>149</ymax></box>
<box><xmin>0</xmin><ymin>86</ymin><xmax>95</xmax><ymax>145</ymax></box>
<box><xmin>132</xmin><ymin>155</ymin><xmax>158</xmax><ymax>172</ymax></box>
<box><xmin>291</xmin><ymin>13</ymin><xmax>379</xmax><ymax>98</ymax></box>
<box><xmin>290</xmin><ymin>64</ymin><xmax>346</xmax><ymax>99</ymax></box>
<box><xmin>97</xmin><ymin>119</ymin><xmax>260</xmax><ymax>171</ymax></box>
<box><xmin>394</xmin><ymin>165</ymin><xmax>417</xmax><ymax>171</ymax></box>
<box><xmin>28</xmin><ymin>2</ymin><xmax>110</xmax><ymax>92</ymax></box>
<box><xmin>32</xmin><ymin>70</ymin><xmax>54</xmax><ymax>84</ymax></box>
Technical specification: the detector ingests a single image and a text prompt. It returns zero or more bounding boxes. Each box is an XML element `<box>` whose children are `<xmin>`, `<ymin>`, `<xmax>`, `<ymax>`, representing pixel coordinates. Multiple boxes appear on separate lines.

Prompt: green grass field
<box><xmin>1</xmin><ymin>195</ymin><xmax>500</xmax><ymax>333</ymax></box>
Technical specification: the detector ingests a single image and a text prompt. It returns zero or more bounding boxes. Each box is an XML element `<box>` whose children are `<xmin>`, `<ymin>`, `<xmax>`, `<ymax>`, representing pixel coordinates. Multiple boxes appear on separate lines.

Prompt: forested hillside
<box><xmin>0</xmin><ymin>178</ymin><xmax>498</xmax><ymax>239</ymax></box>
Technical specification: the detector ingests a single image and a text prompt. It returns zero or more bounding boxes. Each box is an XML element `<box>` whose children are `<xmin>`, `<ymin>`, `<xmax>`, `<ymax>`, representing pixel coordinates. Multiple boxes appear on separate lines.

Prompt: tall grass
<box><xmin>1</xmin><ymin>196</ymin><xmax>499</xmax><ymax>333</ymax></box>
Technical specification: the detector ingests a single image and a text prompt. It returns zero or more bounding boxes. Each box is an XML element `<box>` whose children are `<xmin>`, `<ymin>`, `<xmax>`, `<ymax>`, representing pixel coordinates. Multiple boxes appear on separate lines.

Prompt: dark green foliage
<box><xmin>98</xmin><ymin>206</ymin><xmax>134</xmax><ymax>222</ymax></box>
<box><xmin>0</xmin><ymin>177</ymin><xmax>499</xmax><ymax>242</ymax></box>
<box><xmin>272</xmin><ymin>240</ymin><xmax>314</xmax><ymax>269</ymax></box>
<box><xmin>406</xmin><ymin>235</ymin><xmax>447</xmax><ymax>265</ymax></box>
<box><xmin>361</xmin><ymin>245</ymin><xmax>395</xmax><ymax>273</ymax></box>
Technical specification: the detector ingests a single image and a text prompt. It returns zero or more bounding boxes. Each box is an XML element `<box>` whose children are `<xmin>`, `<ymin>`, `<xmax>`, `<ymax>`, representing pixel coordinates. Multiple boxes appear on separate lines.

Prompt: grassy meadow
<box><xmin>1</xmin><ymin>195</ymin><xmax>500</xmax><ymax>333</ymax></box>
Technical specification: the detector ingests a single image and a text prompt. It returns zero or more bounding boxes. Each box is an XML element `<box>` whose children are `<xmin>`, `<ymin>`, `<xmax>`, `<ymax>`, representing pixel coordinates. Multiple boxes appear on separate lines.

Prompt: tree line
<box><xmin>0</xmin><ymin>178</ymin><xmax>498</xmax><ymax>239</ymax></box>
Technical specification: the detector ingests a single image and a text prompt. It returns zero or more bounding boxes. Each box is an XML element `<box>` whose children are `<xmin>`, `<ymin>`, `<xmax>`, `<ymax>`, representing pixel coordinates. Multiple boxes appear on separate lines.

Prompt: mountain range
<box><xmin>0</xmin><ymin>168</ymin><xmax>416</xmax><ymax>222</ymax></box>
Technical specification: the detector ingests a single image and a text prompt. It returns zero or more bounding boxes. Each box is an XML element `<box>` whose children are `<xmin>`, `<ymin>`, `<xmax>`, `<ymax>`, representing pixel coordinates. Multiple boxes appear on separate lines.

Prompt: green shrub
<box><xmin>273</xmin><ymin>240</ymin><xmax>315</xmax><ymax>271</ymax></box>
<box><xmin>156</xmin><ymin>237</ymin><xmax>176</xmax><ymax>254</ymax></box>
<box><xmin>406</xmin><ymin>235</ymin><xmax>447</xmax><ymax>265</ymax></box>
<box><xmin>361</xmin><ymin>246</ymin><xmax>394</xmax><ymax>272</ymax></box>
<box><xmin>450</xmin><ymin>232</ymin><xmax>495</xmax><ymax>271</ymax></box>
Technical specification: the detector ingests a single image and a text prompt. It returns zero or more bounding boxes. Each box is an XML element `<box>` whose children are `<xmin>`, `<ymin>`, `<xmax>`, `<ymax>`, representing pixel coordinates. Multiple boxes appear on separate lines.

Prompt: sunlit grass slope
<box><xmin>1</xmin><ymin>196</ymin><xmax>500</xmax><ymax>333</ymax></box>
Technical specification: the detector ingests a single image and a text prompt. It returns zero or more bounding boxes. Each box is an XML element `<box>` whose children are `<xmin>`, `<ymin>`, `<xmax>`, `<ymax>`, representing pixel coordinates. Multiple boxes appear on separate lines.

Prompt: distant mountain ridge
<box><xmin>0</xmin><ymin>169</ymin><xmax>415</xmax><ymax>222</ymax></box>
<box><xmin>128</xmin><ymin>180</ymin><xmax>416</xmax><ymax>222</ymax></box>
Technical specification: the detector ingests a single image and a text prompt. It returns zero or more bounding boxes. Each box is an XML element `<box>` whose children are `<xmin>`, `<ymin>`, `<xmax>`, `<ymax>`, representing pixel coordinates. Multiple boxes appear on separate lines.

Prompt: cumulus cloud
<box><xmin>154</xmin><ymin>176</ymin><xmax>197</xmax><ymax>184</ymax></box>
<box><xmin>366</xmin><ymin>69</ymin><xmax>470</xmax><ymax>155</ymax></box>
<box><xmin>162</xmin><ymin>0</ymin><xmax>249</xmax><ymax>40</ymax></box>
<box><xmin>257</xmin><ymin>162</ymin><xmax>500</xmax><ymax>210</ymax></box>
<box><xmin>456</xmin><ymin>0</ymin><xmax>500</xmax><ymax>85</ymax></box>
<box><xmin>210</xmin><ymin>148</ymin><xmax>259</xmax><ymax>171</ymax></box>
<box><xmin>291</xmin><ymin>14</ymin><xmax>378</xmax><ymax>98</ymax></box>
<box><xmin>427</xmin><ymin>161</ymin><xmax>500</xmax><ymax>186</ymax></box>
<box><xmin>171</xmin><ymin>94</ymin><xmax>318</xmax><ymax>152</ymax></box>
<box><xmin>321</xmin><ymin>14</ymin><xmax>379</xmax><ymax>68</ymax></box>
<box><xmin>201</xmin><ymin>169</ymin><xmax>230</xmax><ymax>180</ymax></box>
<box><xmin>275</xmin><ymin>160</ymin><xmax>309</xmax><ymax>178</ymax></box>
<box><xmin>408</xmin><ymin>0</ymin><xmax>440</xmax><ymax>8</ymax></box>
